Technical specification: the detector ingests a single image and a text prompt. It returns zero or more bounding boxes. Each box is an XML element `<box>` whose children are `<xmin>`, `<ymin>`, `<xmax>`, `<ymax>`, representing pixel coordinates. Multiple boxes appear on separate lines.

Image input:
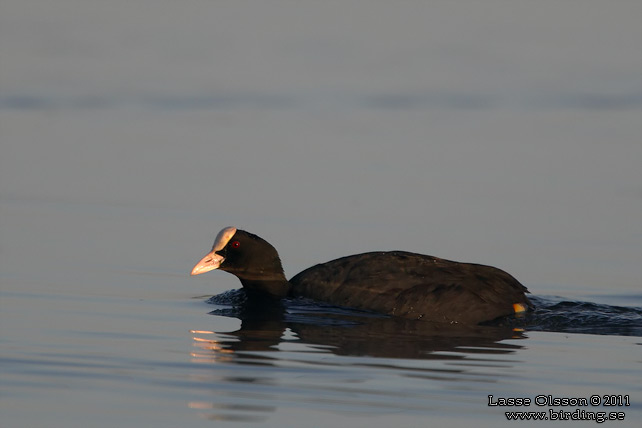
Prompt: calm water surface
<box><xmin>1</xmin><ymin>1</ymin><xmax>641</xmax><ymax>427</ymax></box>
<box><xmin>1</xmin><ymin>200</ymin><xmax>641</xmax><ymax>428</ymax></box>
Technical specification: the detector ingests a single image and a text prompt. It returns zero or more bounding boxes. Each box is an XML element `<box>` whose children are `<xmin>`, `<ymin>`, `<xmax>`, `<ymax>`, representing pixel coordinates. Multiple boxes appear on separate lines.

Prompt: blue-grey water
<box><xmin>1</xmin><ymin>1</ymin><xmax>641</xmax><ymax>427</ymax></box>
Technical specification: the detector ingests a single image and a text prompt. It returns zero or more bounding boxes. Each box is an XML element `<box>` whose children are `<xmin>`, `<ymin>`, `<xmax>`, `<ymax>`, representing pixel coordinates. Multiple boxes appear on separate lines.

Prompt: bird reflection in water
<box><xmin>191</xmin><ymin>289</ymin><xmax>525</xmax><ymax>359</ymax></box>
<box><xmin>186</xmin><ymin>290</ymin><xmax>526</xmax><ymax>422</ymax></box>
<box><xmin>190</xmin><ymin>330</ymin><xmax>235</xmax><ymax>364</ymax></box>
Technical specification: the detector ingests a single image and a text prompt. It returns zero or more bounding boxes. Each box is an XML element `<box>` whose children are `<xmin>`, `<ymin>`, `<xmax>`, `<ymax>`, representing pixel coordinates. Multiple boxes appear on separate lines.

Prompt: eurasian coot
<box><xmin>191</xmin><ymin>227</ymin><xmax>531</xmax><ymax>324</ymax></box>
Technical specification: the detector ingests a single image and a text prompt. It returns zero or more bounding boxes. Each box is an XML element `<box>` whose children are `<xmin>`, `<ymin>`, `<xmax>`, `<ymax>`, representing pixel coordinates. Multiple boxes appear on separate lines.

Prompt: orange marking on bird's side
<box><xmin>513</xmin><ymin>303</ymin><xmax>527</xmax><ymax>313</ymax></box>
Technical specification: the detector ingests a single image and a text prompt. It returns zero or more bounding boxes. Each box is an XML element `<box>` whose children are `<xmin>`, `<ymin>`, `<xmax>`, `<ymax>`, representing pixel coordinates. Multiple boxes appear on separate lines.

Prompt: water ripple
<box><xmin>2</xmin><ymin>91</ymin><xmax>641</xmax><ymax>111</ymax></box>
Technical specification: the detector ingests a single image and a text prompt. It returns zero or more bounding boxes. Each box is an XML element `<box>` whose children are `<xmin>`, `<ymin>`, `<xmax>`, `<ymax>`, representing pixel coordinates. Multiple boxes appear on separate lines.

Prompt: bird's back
<box><xmin>289</xmin><ymin>251</ymin><xmax>530</xmax><ymax>324</ymax></box>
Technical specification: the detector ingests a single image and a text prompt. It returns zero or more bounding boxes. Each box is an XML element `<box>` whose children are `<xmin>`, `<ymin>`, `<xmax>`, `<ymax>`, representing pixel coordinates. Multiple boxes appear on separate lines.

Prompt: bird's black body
<box><xmin>290</xmin><ymin>251</ymin><xmax>530</xmax><ymax>324</ymax></box>
<box><xmin>191</xmin><ymin>227</ymin><xmax>532</xmax><ymax>325</ymax></box>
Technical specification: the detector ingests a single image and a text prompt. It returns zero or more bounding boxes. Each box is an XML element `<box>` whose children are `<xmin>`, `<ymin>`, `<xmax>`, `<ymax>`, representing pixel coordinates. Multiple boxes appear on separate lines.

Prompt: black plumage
<box><xmin>191</xmin><ymin>227</ymin><xmax>531</xmax><ymax>325</ymax></box>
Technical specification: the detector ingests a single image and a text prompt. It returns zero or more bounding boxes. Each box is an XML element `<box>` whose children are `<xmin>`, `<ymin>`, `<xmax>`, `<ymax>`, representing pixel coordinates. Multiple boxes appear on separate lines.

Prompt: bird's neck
<box><xmin>229</xmin><ymin>253</ymin><xmax>290</xmax><ymax>298</ymax></box>
<box><xmin>239</xmin><ymin>277</ymin><xmax>291</xmax><ymax>298</ymax></box>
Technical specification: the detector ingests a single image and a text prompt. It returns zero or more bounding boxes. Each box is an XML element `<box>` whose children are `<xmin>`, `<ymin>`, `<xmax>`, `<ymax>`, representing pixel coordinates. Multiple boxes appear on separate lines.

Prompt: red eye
<box><xmin>231</xmin><ymin>241</ymin><xmax>241</xmax><ymax>249</ymax></box>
